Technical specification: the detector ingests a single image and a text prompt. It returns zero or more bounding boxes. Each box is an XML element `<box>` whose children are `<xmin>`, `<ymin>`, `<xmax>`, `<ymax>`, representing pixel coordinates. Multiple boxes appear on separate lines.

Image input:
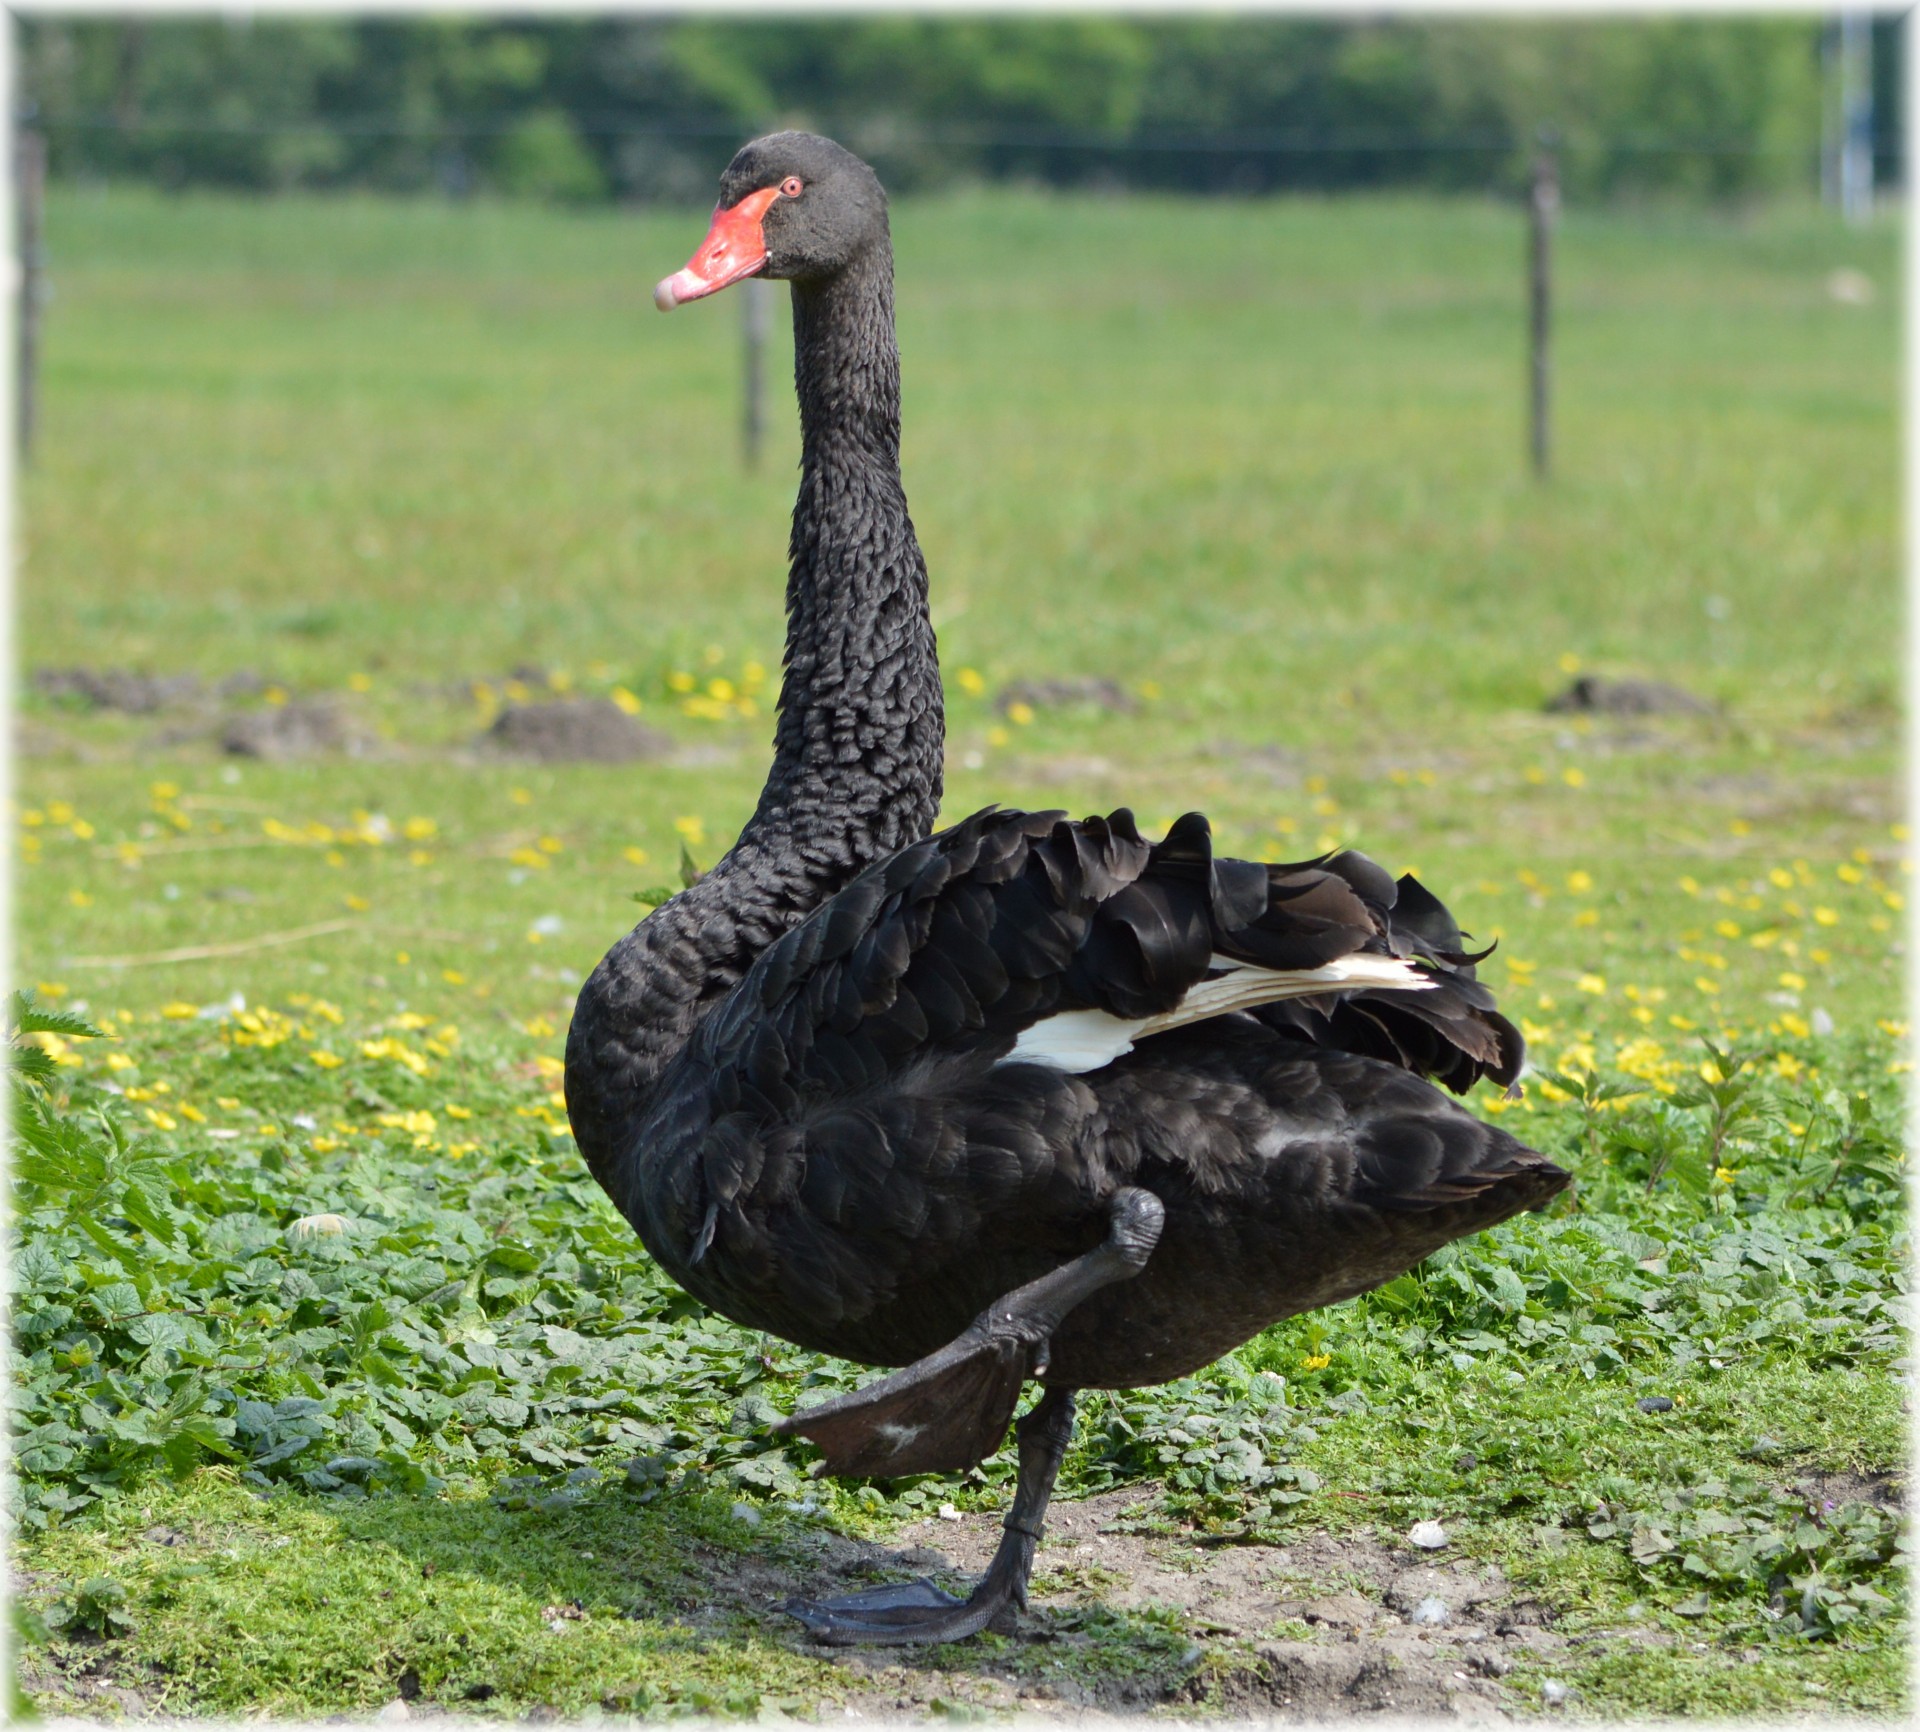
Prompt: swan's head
<box><xmin>654</xmin><ymin>132</ymin><xmax>887</xmax><ymax>311</ymax></box>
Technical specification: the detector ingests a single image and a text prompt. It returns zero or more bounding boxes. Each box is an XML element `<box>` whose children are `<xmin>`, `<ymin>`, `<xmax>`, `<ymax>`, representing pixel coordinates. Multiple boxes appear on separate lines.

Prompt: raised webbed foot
<box><xmin>775</xmin><ymin>1187</ymin><xmax>1161</xmax><ymax>1479</ymax></box>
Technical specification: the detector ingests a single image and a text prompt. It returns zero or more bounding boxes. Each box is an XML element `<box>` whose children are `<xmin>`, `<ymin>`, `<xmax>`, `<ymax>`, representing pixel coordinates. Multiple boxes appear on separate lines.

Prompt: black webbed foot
<box><xmin>785</xmin><ymin>1387</ymin><xmax>1079</xmax><ymax>1648</ymax></box>
<box><xmin>775</xmin><ymin>1187</ymin><xmax>1161</xmax><ymax>1479</ymax></box>
<box><xmin>783</xmin><ymin>1574</ymin><xmax>1017</xmax><ymax>1647</ymax></box>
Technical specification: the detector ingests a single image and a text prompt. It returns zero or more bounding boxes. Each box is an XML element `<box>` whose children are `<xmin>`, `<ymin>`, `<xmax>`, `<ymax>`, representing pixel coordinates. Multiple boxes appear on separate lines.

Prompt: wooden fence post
<box><xmin>16</xmin><ymin>125</ymin><xmax>45</xmax><ymax>463</ymax></box>
<box><xmin>1528</xmin><ymin>130</ymin><xmax>1558</xmax><ymax>482</ymax></box>
<box><xmin>742</xmin><ymin>275</ymin><xmax>768</xmax><ymax>469</ymax></box>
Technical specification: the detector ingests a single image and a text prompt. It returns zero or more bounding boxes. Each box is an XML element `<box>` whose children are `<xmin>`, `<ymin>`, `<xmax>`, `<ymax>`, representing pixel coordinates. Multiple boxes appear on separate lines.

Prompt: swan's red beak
<box><xmin>654</xmin><ymin>187</ymin><xmax>781</xmax><ymax>311</ymax></box>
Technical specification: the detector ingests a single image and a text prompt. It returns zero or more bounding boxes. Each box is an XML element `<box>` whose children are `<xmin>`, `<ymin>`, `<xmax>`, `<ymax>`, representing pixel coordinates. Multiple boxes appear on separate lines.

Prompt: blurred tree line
<box><xmin>17</xmin><ymin>14</ymin><xmax>1900</xmax><ymax>205</ymax></box>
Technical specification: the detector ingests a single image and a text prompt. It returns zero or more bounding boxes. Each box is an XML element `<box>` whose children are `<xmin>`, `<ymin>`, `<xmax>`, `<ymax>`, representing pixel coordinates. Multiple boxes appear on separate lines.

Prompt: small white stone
<box><xmin>1407</xmin><ymin>1520</ymin><xmax>1449</xmax><ymax>1550</ymax></box>
<box><xmin>289</xmin><ymin>1213</ymin><xmax>349</xmax><ymax>1238</ymax></box>
<box><xmin>376</xmin><ymin>1702</ymin><xmax>411</xmax><ymax>1723</ymax></box>
<box><xmin>730</xmin><ymin>1501</ymin><xmax>762</xmax><ymax>1527</ymax></box>
<box><xmin>1411</xmin><ymin>1595</ymin><xmax>1451</xmax><ymax>1626</ymax></box>
<box><xmin>1811</xmin><ymin>1007</ymin><xmax>1835</xmax><ymax>1038</ymax></box>
<box><xmin>1542</xmin><ymin>1679</ymin><xmax>1571</xmax><ymax>1706</ymax></box>
<box><xmin>938</xmin><ymin>1502</ymin><xmax>962</xmax><ymax>1522</ymax></box>
<box><xmin>532</xmin><ymin>913</ymin><xmax>565</xmax><ymax>937</ymax></box>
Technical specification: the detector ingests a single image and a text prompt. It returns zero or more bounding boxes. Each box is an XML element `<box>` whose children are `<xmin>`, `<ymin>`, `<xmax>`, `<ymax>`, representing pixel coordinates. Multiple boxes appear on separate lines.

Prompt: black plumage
<box><xmin>567</xmin><ymin>132</ymin><xmax>1569</xmax><ymax>1645</ymax></box>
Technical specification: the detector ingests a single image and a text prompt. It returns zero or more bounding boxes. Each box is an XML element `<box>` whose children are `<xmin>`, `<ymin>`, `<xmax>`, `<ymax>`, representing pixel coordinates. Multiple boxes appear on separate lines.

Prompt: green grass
<box><xmin>11</xmin><ymin>184</ymin><xmax>1906</xmax><ymax>1719</ymax></box>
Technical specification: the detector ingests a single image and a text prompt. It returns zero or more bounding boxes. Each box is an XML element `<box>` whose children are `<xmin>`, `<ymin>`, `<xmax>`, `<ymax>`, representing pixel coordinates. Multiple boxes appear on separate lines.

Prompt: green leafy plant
<box><xmin>46</xmin><ymin>1575</ymin><xmax>136</xmax><ymax>1640</ymax></box>
<box><xmin>1583</xmin><ymin>1473</ymin><xmax>1906</xmax><ymax>1640</ymax></box>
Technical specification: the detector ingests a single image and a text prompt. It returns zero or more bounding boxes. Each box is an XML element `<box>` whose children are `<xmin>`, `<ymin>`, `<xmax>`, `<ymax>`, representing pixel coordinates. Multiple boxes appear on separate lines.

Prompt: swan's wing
<box><xmin>690</xmin><ymin>804</ymin><xmax>1521</xmax><ymax>1110</ymax></box>
<box><xmin>640</xmin><ymin>807</ymin><xmax>1538</xmax><ymax>1357</ymax></box>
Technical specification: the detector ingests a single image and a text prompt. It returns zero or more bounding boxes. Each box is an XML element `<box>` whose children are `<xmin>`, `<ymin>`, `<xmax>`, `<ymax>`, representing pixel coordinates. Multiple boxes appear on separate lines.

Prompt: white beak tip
<box><xmin>653</xmin><ymin>278</ymin><xmax>680</xmax><ymax>313</ymax></box>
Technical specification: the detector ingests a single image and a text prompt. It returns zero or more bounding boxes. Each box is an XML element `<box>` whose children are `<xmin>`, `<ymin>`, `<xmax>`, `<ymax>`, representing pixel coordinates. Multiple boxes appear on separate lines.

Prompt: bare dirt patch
<box><xmin>680</xmin><ymin>1488</ymin><xmax>1613</xmax><ymax>1720</ymax></box>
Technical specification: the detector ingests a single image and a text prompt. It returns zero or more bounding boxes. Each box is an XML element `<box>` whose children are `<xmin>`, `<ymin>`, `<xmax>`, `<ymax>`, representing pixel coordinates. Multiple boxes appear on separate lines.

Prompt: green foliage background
<box><xmin>20</xmin><ymin>15</ymin><xmax>1899</xmax><ymax>204</ymax></box>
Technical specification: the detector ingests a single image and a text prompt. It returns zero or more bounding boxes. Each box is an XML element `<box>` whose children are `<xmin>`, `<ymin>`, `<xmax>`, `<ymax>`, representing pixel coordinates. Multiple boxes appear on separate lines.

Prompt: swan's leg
<box><xmin>775</xmin><ymin>1186</ymin><xmax>1162</xmax><ymax>1479</ymax></box>
<box><xmin>785</xmin><ymin>1386</ymin><xmax>1078</xmax><ymax>1645</ymax></box>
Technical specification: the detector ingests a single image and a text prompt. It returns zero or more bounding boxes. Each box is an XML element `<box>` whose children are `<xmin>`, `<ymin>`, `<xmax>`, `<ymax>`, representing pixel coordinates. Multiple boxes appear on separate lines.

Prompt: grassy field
<box><xmin>11</xmin><ymin>183</ymin><xmax>1907</xmax><ymax>1720</ymax></box>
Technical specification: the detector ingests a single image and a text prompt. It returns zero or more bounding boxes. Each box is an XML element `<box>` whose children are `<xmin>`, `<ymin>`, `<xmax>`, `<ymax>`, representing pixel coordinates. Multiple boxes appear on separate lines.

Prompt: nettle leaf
<box><xmin>9</xmin><ymin>994</ymin><xmax>108</xmax><ymax>1044</ymax></box>
<box><xmin>13</xmin><ymin>1241</ymin><xmax>70</xmax><ymax>1291</ymax></box>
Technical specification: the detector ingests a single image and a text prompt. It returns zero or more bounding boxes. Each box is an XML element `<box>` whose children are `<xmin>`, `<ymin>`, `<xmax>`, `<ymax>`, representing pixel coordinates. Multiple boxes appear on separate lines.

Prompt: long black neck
<box><xmin>566</xmin><ymin>225</ymin><xmax>942</xmax><ymax>1186</ymax></box>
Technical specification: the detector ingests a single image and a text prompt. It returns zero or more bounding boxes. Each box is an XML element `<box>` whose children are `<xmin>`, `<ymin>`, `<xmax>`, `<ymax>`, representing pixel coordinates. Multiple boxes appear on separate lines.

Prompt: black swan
<box><xmin>566</xmin><ymin>132</ymin><xmax>1569</xmax><ymax>1645</ymax></box>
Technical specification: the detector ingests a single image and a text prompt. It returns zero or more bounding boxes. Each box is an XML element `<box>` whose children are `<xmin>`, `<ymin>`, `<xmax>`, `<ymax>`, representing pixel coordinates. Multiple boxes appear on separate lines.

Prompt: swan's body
<box><xmin>567</xmin><ymin>133</ymin><xmax>1568</xmax><ymax>1644</ymax></box>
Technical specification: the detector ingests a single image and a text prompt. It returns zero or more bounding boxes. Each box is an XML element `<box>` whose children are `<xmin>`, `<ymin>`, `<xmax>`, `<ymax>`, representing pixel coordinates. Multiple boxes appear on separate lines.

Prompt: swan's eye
<box><xmin>780</xmin><ymin>176</ymin><xmax>804</xmax><ymax>198</ymax></box>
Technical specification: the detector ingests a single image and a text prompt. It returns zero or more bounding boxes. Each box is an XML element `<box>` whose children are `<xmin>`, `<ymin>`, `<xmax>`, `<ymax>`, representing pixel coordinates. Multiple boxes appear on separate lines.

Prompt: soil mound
<box><xmin>1545</xmin><ymin>676</ymin><xmax>1713</xmax><ymax>717</ymax></box>
<box><xmin>481</xmin><ymin>700</ymin><xmax>670</xmax><ymax>764</ymax></box>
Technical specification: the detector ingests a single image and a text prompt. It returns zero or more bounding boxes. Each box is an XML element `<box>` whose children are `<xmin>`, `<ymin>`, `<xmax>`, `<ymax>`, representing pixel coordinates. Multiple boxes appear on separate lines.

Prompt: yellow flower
<box><xmin>1573</xmin><ymin>909</ymin><xmax>1598</xmax><ymax>928</ymax></box>
<box><xmin>447</xmin><ymin>1142</ymin><xmax>478</xmax><ymax>1159</ymax></box>
<box><xmin>510</xmin><ymin>787</ymin><xmax>533</xmax><ymax>805</ymax></box>
<box><xmin>956</xmin><ymin>667</ymin><xmax>986</xmax><ymax>696</ymax></box>
<box><xmin>105</xmin><ymin>1051</ymin><xmax>135</xmax><ymax>1072</ymax></box>
<box><xmin>707</xmin><ymin>677</ymin><xmax>736</xmax><ymax>702</ymax></box>
<box><xmin>611</xmin><ymin>686</ymin><xmax>643</xmax><ymax>715</ymax></box>
<box><xmin>1561</xmin><ymin>767</ymin><xmax>1586</xmax><ymax>788</ymax></box>
<box><xmin>1566</xmin><ymin>870</ymin><xmax>1593</xmax><ymax>894</ymax></box>
<box><xmin>1557</xmin><ymin>651</ymin><xmax>1581</xmax><ymax>674</ymax></box>
<box><xmin>145</xmin><ymin>1109</ymin><xmax>177</xmax><ymax>1131</ymax></box>
<box><xmin>525</xmin><ymin>1015</ymin><xmax>556</xmax><ymax>1038</ymax></box>
<box><xmin>179</xmin><ymin>1103</ymin><xmax>205</xmax><ymax>1123</ymax></box>
<box><xmin>623</xmin><ymin>845</ymin><xmax>650</xmax><ymax>867</ymax></box>
<box><xmin>1576</xmin><ymin>973</ymin><xmax>1607</xmax><ymax>996</ymax></box>
<box><xmin>508</xmin><ymin>847</ymin><xmax>548</xmax><ymax>870</ymax></box>
<box><xmin>1300</xmin><ymin>1353</ymin><xmax>1331</xmax><ymax>1371</ymax></box>
<box><xmin>1728</xmin><ymin>817</ymin><xmax>1752</xmax><ymax>836</ymax></box>
<box><xmin>1812</xmin><ymin>906</ymin><xmax>1839</xmax><ymax>927</ymax></box>
<box><xmin>68</xmin><ymin>889</ymin><xmax>93</xmax><ymax>908</ymax></box>
<box><xmin>1778</xmin><ymin>970</ymin><xmax>1807</xmax><ymax>991</ymax></box>
<box><xmin>988</xmin><ymin>726</ymin><xmax>1011</xmax><ymax>747</ymax></box>
<box><xmin>673</xmin><ymin>815</ymin><xmax>707</xmax><ymax>845</ymax></box>
<box><xmin>445</xmin><ymin>1104</ymin><xmax>472</xmax><ymax>1120</ymax></box>
<box><xmin>160</xmin><ymin>1001</ymin><xmax>198</xmax><ymax>1020</ymax></box>
<box><xmin>537</xmin><ymin>835</ymin><xmax>564</xmax><ymax>855</ymax></box>
<box><xmin>310</xmin><ymin>1050</ymin><xmax>345</xmax><ymax>1070</ymax></box>
<box><xmin>443</xmin><ymin>969</ymin><xmax>467</xmax><ymax>986</ymax></box>
<box><xmin>1768</xmin><ymin>868</ymin><xmax>1795</xmax><ymax>890</ymax></box>
<box><xmin>1694</xmin><ymin>977</ymin><xmax>1721</xmax><ymax>995</ymax></box>
<box><xmin>1836</xmin><ymin>862</ymin><xmax>1864</xmax><ymax>885</ymax></box>
<box><xmin>666</xmin><ymin>670</ymin><xmax>696</xmax><ymax>693</ymax></box>
<box><xmin>1714</xmin><ymin>1166</ymin><xmax>1737</xmax><ymax>1185</ymax></box>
